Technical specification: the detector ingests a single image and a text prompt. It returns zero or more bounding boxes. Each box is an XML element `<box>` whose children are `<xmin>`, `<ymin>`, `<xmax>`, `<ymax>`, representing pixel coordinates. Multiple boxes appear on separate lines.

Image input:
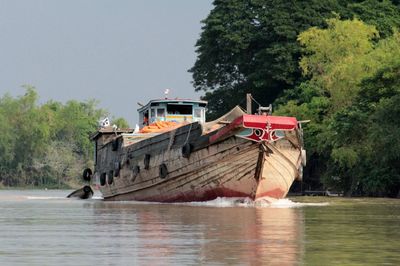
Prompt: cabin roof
<box><xmin>137</xmin><ymin>98</ymin><xmax>207</xmax><ymax>112</ymax></box>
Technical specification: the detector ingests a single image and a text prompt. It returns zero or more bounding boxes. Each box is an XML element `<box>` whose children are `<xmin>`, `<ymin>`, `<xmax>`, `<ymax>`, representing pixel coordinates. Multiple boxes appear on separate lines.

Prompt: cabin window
<box><xmin>157</xmin><ymin>108</ymin><xmax>165</xmax><ymax>118</ymax></box>
<box><xmin>194</xmin><ymin>108</ymin><xmax>202</xmax><ymax>118</ymax></box>
<box><xmin>151</xmin><ymin>109</ymin><xmax>155</xmax><ymax>118</ymax></box>
<box><xmin>193</xmin><ymin>108</ymin><xmax>205</xmax><ymax>123</ymax></box>
<box><xmin>167</xmin><ymin>104</ymin><xmax>192</xmax><ymax>115</ymax></box>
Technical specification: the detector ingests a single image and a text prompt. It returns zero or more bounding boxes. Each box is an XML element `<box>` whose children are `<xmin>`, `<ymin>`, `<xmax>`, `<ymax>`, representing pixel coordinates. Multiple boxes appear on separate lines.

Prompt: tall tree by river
<box><xmin>191</xmin><ymin>0</ymin><xmax>400</xmax><ymax>119</ymax></box>
<box><xmin>277</xmin><ymin>19</ymin><xmax>400</xmax><ymax>196</ymax></box>
<box><xmin>191</xmin><ymin>0</ymin><xmax>400</xmax><ymax>196</ymax></box>
<box><xmin>0</xmin><ymin>87</ymin><xmax>128</xmax><ymax>188</ymax></box>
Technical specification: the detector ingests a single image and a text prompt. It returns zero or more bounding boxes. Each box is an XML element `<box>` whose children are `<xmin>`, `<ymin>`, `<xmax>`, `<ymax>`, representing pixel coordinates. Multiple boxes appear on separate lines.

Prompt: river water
<box><xmin>0</xmin><ymin>190</ymin><xmax>399</xmax><ymax>266</ymax></box>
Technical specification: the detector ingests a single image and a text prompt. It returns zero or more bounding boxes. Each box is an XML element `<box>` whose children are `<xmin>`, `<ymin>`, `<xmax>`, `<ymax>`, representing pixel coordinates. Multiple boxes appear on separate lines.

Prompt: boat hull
<box><xmin>101</xmin><ymin>136</ymin><xmax>259</xmax><ymax>202</ymax></box>
<box><xmin>93</xmin><ymin>112</ymin><xmax>304</xmax><ymax>202</ymax></box>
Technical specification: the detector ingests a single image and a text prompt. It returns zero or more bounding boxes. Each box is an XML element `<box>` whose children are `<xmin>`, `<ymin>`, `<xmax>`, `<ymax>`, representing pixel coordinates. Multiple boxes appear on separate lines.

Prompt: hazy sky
<box><xmin>0</xmin><ymin>0</ymin><xmax>213</xmax><ymax>124</ymax></box>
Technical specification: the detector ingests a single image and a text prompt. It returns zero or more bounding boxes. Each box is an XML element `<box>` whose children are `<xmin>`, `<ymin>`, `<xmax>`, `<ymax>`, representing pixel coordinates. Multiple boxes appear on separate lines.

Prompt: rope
<box><xmin>167</xmin><ymin>128</ymin><xmax>176</xmax><ymax>152</ymax></box>
<box><xmin>250</xmin><ymin>94</ymin><xmax>262</xmax><ymax>108</ymax></box>
<box><xmin>163</xmin><ymin>128</ymin><xmax>177</xmax><ymax>162</ymax></box>
<box><xmin>183</xmin><ymin>123</ymin><xmax>193</xmax><ymax>145</ymax></box>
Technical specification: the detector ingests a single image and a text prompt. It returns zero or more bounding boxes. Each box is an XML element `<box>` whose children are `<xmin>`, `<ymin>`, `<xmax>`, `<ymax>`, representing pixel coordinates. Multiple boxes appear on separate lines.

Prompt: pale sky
<box><xmin>0</xmin><ymin>0</ymin><xmax>213</xmax><ymax>125</ymax></box>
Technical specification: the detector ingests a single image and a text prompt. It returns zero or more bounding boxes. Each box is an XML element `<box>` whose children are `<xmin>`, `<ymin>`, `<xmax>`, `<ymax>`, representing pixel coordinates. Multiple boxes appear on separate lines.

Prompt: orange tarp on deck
<box><xmin>139</xmin><ymin>121</ymin><xmax>182</xmax><ymax>133</ymax></box>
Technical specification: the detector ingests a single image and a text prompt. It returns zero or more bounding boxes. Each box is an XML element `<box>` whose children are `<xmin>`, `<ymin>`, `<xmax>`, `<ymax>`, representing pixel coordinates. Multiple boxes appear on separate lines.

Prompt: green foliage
<box><xmin>191</xmin><ymin>0</ymin><xmax>400</xmax><ymax>119</ymax></box>
<box><xmin>361</xmin><ymin>65</ymin><xmax>400</xmax><ymax>196</ymax></box>
<box><xmin>112</xmin><ymin>117</ymin><xmax>130</xmax><ymax>129</ymax></box>
<box><xmin>192</xmin><ymin>0</ymin><xmax>400</xmax><ymax>195</ymax></box>
<box><xmin>298</xmin><ymin>18</ymin><xmax>379</xmax><ymax>108</ymax></box>
<box><xmin>0</xmin><ymin>87</ymin><xmax>119</xmax><ymax>188</ymax></box>
<box><xmin>347</xmin><ymin>0</ymin><xmax>400</xmax><ymax>38</ymax></box>
<box><xmin>331</xmin><ymin>147</ymin><xmax>359</xmax><ymax>168</ymax></box>
<box><xmin>51</xmin><ymin>99</ymin><xmax>106</xmax><ymax>158</ymax></box>
<box><xmin>277</xmin><ymin>18</ymin><xmax>400</xmax><ymax>196</ymax></box>
<box><xmin>191</xmin><ymin>0</ymin><xmax>346</xmax><ymax>119</ymax></box>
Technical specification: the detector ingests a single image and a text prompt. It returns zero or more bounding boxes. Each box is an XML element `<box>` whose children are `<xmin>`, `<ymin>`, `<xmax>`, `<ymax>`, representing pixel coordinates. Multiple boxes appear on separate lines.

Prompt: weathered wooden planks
<box><xmin>94</xmin><ymin>115</ymin><xmax>304</xmax><ymax>202</ymax></box>
<box><xmin>100</xmin><ymin>135</ymin><xmax>260</xmax><ymax>201</ymax></box>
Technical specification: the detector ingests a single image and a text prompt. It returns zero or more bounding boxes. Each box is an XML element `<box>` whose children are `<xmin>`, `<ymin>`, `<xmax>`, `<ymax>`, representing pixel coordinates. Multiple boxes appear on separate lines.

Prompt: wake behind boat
<box><xmin>84</xmin><ymin>94</ymin><xmax>306</xmax><ymax>203</ymax></box>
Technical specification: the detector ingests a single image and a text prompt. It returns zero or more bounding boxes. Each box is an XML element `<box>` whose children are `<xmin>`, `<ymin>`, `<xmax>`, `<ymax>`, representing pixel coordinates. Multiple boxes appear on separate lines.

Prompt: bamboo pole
<box><xmin>246</xmin><ymin>93</ymin><xmax>252</xmax><ymax>114</ymax></box>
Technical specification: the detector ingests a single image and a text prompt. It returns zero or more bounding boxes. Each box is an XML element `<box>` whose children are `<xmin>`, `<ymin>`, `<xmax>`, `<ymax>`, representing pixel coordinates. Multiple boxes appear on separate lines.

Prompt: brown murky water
<box><xmin>0</xmin><ymin>190</ymin><xmax>399</xmax><ymax>265</ymax></box>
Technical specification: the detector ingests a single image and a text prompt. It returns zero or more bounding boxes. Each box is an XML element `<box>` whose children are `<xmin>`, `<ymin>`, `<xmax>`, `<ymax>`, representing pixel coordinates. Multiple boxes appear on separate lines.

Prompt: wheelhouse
<box><xmin>137</xmin><ymin>99</ymin><xmax>207</xmax><ymax>128</ymax></box>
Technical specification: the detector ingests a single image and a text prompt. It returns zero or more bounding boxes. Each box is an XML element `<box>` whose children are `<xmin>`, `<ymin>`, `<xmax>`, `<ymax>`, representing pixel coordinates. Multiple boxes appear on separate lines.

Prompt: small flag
<box><xmin>99</xmin><ymin>117</ymin><xmax>110</xmax><ymax>128</ymax></box>
<box><xmin>164</xmin><ymin>88</ymin><xmax>170</xmax><ymax>98</ymax></box>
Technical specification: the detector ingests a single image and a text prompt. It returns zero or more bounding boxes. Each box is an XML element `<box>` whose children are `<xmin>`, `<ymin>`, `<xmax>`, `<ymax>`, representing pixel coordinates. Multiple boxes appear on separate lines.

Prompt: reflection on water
<box><xmin>88</xmin><ymin>201</ymin><xmax>304</xmax><ymax>265</ymax></box>
<box><xmin>0</xmin><ymin>191</ymin><xmax>399</xmax><ymax>265</ymax></box>
<box><xmin>302</xmin><ymin>198</ymin><xmax>400</xmax><ymax>265</ymax></box>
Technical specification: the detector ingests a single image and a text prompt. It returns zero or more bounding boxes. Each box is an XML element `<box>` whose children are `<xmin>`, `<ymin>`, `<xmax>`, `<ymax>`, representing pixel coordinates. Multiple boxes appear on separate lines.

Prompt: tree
<box><xmin>190</xmin><ymin>0</ymin><xmax>345</xmax><ymax>119</ymax></box>
<box><xmin>347</xmin><ymin>0</ymin><xmax>400</xmax><ymax>38</ymax></box>
<box><xmin>112</xmin><ymin>117</ymin><xmax>130</xmax><ymax>129</ymax></box>
<box><xmin>0</xmin><ymin>87</ymin><xmax>53</xmax><ymax>185</ymax></box>
<box><xmin>51</xmin><ymin>99</ymin><xmax>106</xmax><ymax>159</ymax></box>
<box><xmin>324</xmin><ymin>63</ymin><xmax>400</xmax><ymax>196</ymax></box>
<box><xmin>298</xmin><ymin>18</ymin><xmax>379</xmax><ymax>109</ymax></box>
<box><xmin>0</xmin><ymin>87</ymin><xmax>125</xmax><ymax>188</ymax></box>
<box><xmin>191</xmin><ymin>0</ymin><xmax>400</xmax><ymax>119</ymax></box>
<box><xmin>276</xmin><ymin>19</ymin><xmax>400</xmax><ymax>196</ymax></box>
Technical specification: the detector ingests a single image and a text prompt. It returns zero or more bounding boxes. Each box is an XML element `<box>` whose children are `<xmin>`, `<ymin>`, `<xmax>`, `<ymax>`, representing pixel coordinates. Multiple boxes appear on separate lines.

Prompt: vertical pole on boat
<box><xmin>246</xmin><ymin>93</ymin><xmax>252</xmax><ymax>114</ymax></box>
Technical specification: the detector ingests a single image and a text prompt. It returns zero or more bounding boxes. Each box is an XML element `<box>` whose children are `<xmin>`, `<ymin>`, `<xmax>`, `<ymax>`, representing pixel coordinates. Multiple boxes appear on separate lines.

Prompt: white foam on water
<box><xmin>178</xmin><ymin>197</ymin><xmax>329</xmax><ymax>208</ymax></box>
<box><xmin>268</xmin><ymin>198</ymin><xmax>330</xmax><ymax>208</ymax></box>
<box><xmin>182</xmin><ymin>197</ymin><xmax>254</xmax><ymax>207</ymax></box>
<box><xmin>26</xmin><ymin>196</ymin><xmax>66</xmax><ymax>200</ymax></box>
<box><xmin>20</xmin><ymin>192</ymin><xmax>328</xmax><ymax>208</ymax></box>
<box><xmin>92</xmin><ymin>195</ymin><xmax>104</xmax><ymax>200</ymax></box>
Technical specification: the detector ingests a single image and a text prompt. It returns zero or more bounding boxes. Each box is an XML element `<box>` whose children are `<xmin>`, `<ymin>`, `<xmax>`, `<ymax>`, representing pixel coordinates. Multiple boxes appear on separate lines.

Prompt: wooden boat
<box><xmin>89</xmin><ymin>95</ymin><xmax>306</xmax><ymax>202</ymax></box>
